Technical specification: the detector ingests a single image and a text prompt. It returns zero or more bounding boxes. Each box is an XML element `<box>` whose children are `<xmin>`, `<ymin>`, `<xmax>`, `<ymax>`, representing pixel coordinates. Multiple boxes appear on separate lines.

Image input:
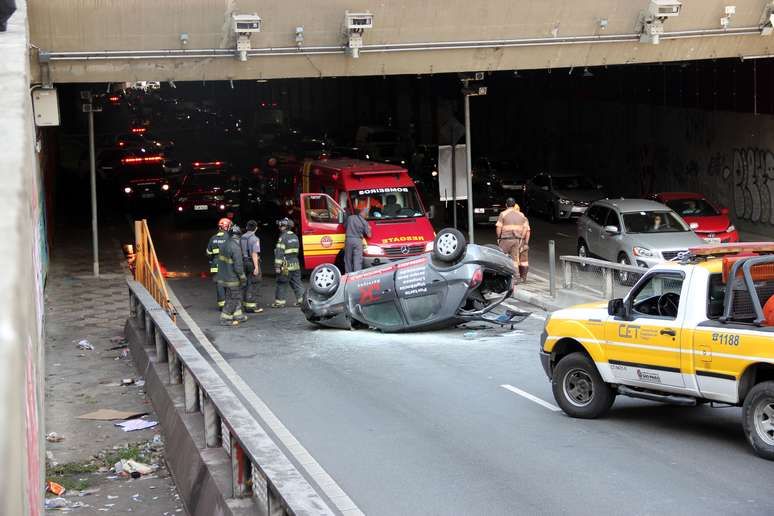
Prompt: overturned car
<box><xmin>301</xmin><ymin>228</ymin><xmax>529</xmax><ymax>332</ymax></box>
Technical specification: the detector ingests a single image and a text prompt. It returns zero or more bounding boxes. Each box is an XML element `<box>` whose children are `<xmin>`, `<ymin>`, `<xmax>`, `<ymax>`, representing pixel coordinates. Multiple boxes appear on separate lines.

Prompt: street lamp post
<box><xmin>81</xmin><ymin>91</ymin><xmax>102</xmax><ymax>277</ymax></box>
<box><xmin>460</xmin><ymin>74</ymin><xmax>487</xmax><ymax>244</ymax></box>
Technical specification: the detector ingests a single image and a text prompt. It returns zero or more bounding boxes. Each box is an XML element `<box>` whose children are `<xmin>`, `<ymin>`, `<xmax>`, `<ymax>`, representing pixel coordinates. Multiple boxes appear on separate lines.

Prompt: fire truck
<box><xmin>282</xmin><ymin>158</ymin><xmax>436</xmax><ymax>270</ymax></box>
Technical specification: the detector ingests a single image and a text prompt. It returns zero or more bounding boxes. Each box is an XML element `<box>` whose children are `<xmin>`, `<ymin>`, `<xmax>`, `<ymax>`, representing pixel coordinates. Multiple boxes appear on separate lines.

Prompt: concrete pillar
<box><xmin>136</xmin><ymin>305</ymin><xmax>145</xmax><ymax>328</ymax></box>
<box><xmin>154</xmin><ymin>329</ymin><xmax>167</xmax><ymax>363</ymax></box>
<box><xmin>563</xmin><ymin>260</ymin><xmax>572</xmax><ymax>289</ymax></box>
<box><xmin>231</xmin><ymin>437</ymin><xmax>252</xmax><ymax>498</ymax></box>
<box><xmin>144</xmin><ymin>313</ymin><xmax>153</xmax><ymax>347</ymax></box>
<box><xmin>183</xmin><ymin>367</ymin><xmax>199</xmax><ymax>413</ymax></box>
<box><xmin>202</xmin><ymin>395</ymin><xmax>220</xmax><ymax>448</ymax></box>
<box><xmin>168</xmin><ymin>345</ymin><xmax>182</xmax><ymax>385</ymax></box>
<box><xmin>129</xmin><ymin>289</ymin><xmax>136</xmax><ymax>317</ymax></box>
<box><xmin>603</xmin><ymin>268</ymin><xmax>614</xmax><ymax>299</ymax></box>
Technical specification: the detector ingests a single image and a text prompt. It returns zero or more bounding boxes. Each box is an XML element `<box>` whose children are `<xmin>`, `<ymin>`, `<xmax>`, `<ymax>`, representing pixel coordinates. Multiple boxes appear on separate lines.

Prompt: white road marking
<box><xmin>556</xmin><ymin>232</ymin><xmax>571</xmax><ymax>238</ymax></box>
<box><xmin>167</xmin><ymin>288</ymin><xmax>363</xmax><ymax>515</ymax></box>
<box><xmin>500</xmin><ymin>384</ymin><xmax>561</xmax><ymax>412</ymax></box>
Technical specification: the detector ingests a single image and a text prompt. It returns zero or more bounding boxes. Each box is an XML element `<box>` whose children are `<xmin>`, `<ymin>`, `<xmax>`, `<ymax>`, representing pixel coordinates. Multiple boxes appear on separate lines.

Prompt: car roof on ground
<box><xmin>594</xmin><ymin>198</ymin><xmax>670</xmax><ymax>212</ymax></box>
<box><xmin>656</xmin><ymin>192</ymin><xmax>705</xmax><ymax>200</ymax></box>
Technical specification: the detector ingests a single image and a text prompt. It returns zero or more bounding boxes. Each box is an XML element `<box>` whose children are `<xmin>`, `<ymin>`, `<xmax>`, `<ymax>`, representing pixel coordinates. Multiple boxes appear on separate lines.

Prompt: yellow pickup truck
<box><xmin>540</xmin><ymin>244</ymin><xmax>774</xmax><ymax>460</ymax></box>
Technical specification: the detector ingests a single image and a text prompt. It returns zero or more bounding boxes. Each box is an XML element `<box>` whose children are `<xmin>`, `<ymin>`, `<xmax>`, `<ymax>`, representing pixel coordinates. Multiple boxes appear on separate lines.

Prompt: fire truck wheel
<box><xmin>742</xmin><ymin>381</ymin><xmax>774</xmax><ymax>461</ymax></box>
<box><xmin>310</xmin><ymin>264</ymin><xmax>341</xmax><ymax>297</ymax></box>
<box><xmin>433</xmin><ymin>228</ymin><xmax>467</xmax><ymax>263</ymax></box>
<box><xmin>552</xmin><ymin>352</ymin><xmax>615</xmax><ymax>419</ymax></box>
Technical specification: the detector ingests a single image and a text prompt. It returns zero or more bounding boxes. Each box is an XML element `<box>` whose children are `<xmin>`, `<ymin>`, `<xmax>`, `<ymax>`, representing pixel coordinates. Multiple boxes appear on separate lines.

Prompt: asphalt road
<box><xmin>162</xmin><ymin>266</ymin><xmax>774</xmax><ymax>515</ymax></box>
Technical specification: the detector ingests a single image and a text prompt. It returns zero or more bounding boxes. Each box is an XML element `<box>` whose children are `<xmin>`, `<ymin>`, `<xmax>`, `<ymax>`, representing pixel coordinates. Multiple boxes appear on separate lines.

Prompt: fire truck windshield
<box><xmin>348</xmin><ymin>187</ymin><xmax>425</xmax><ymax>220</ymax></box>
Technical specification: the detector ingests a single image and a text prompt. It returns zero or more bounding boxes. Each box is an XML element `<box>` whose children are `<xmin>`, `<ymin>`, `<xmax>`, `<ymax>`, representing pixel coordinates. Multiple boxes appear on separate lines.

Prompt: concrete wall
<box><xmin>0</xmin><ymin>1</ymin><xmax>47</xmax><ymax>514</ymax></box>
<box><xmin>28</xmin><ymin>0</ymin><xmax>774</xmax><ymax>83</ymax></box>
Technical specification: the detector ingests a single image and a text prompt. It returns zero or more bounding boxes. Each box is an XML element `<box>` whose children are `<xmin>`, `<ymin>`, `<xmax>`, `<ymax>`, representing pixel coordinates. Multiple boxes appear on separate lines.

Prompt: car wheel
<box><xmin>742</xmin><ymin>381</ymin><xmax>774</xmax><ymax>461</ymax></box>
<box><xmin>309</xmin><ymin>264</ymin><xmax>341</xmax><ymax>297</ymax></box>
<box><xmin>617</xmin><ymin>253</ymin><xmax>634</xmax><ymax>286</ymax></box>
<box><xmin>433</xmin><ymin>228</ymin><xmax>467</xmax><ymax>263</ymax></box>
<box><xmin>577</xmin><ymin>240</ymin><xmax>590</xmax><ymax>271</ymax></box>
<box><xmin>547</xmin><ymin>202</ymin><xmax>556</xmax><ymax>223</ymax></box>
<box><xmin>552</xmin><ymin>352</ymin><xmax>615</xmax><ymax>419</ymax></box>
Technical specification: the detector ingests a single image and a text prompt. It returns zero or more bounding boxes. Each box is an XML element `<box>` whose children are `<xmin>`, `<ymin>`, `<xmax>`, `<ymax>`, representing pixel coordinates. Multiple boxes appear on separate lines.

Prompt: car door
<box><xmin>604</xmin><ymin>271</ymin><xmax>688</xmax><ymax>389</ymax></box>
<box><xmin>598</xmin><ymin>208</ymin><xmax>623</xmax><ymax>262</ymax></box>
<box><xmin>299</xmin><ymin>193</ymin><xmax>345</xmax><ymax>270</ymax></box>
<box><xmin>394</xmin><ymin>256</ymin><xmax>450</xmax><ymax>326</ymax></box>
<box><xmin>581</xmin><ymin>205</ymin><xmax>604</xmax><ymax>257</ymax></box>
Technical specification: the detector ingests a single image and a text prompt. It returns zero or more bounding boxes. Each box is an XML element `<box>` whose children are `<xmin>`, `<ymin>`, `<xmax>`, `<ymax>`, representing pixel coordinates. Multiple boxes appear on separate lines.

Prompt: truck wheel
<box><xmin>433</xmin><ymin>228</ymin><xmax>467</xmax><ymax>263</ymax></box>
<box><xmin>552</xmin><ymin>352</ymin><xmax>615</xmax><ymax>419</ymax></box>
<box><xmin>309</xmin><ymin>264</ymin><xmax>341</xmax><ymax>297</ymax></box>
<box><xmin>742</xmin><ymin>381</ymin><xmax>774</xmax><ymax>460</ymax></box>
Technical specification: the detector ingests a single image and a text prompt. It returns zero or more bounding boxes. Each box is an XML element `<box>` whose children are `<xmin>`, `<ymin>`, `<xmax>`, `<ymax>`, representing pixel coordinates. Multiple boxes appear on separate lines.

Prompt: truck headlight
<box><xmin>474</xmin><ymin>208</ymin><xmax>486</xmax><ymax>214</ymax></box>
<box><xmin>633</xmin><ymin>247</ymin><xmax>653</xmax><ymax>257</ymax></box>
<box><xmin>365</xmin><ymin>245</ymin><xmax>384</xmax><ymax>256</ymax></box>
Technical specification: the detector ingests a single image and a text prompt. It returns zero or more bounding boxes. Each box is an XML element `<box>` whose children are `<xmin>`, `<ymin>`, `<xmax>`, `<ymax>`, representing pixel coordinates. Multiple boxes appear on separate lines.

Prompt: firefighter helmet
<box><xmin>218</xmin><ymin>218</ymin><xmax>232</xmax><ymax>231</ymax></box>
<box><xmin>277</xmin><ymin>217</ymin><xmax>294</xmax><ymax>229</ymax></box>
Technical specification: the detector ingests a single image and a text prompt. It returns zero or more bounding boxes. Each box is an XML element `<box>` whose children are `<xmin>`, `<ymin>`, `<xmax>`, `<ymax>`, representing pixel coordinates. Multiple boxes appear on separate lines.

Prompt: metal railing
<box><xmin>559</xmin><ymin>255</ymin><xmax>646</xmax><ymax>300</ymax></box>
<box><xmin>134</xmin><ymin>219</ymin><xmax>175</xmax><ymax>323</ymax></box>
<box><xmin>127</xmin><ymin>279</ymin><xmax>333</xmax><ymax>515</ymax></box>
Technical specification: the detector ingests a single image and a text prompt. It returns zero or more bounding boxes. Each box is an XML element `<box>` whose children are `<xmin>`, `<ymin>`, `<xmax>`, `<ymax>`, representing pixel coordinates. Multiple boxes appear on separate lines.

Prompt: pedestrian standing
<box><xmin>496</xmin><ymin>198</ymin><xmax>530</xmax><ymax>283</ymax></box>
<box><xmin>344</xmin><ymin>207</ymin><xmax>372</xmax><ymax>273</ymax></box>
<box><xmin>216</xmin><ymin>225</ymin><xmax>248</xmax><ymax>326</ymax></box>
<box><xmin>271</xmin><ymin>218</ymin><xmax>305</xmax><ymax>308</ymax></box>
<box><xmin>240</xmin><ymin>220</ymin><xmax>264</xmax><ymax>314</ymax></box>
<box><xmin>206</xmin><ymin>218</ymin><xmax>231</xmax><ymax>309</ymax></box>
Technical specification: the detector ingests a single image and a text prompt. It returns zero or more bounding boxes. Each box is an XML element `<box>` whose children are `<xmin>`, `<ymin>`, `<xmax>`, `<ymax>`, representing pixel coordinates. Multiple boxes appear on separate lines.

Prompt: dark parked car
<box><xmin>525</xmin><ymin>172</ymin><xmax>605</xmax><ymax>222</ymax></box>
<box><xmin>301</xmin><ymin>229</ymin><xmax>529</xmax><ymax>332</ymax></box>
<box><xmin>173</xmin><ymin>171</ymin><xmax>241</xmax><ymax>220</ymax></box>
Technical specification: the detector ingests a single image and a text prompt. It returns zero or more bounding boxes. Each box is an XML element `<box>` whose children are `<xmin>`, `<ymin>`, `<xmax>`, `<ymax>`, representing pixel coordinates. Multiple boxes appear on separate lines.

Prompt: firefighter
<box><xmin>216</xmin><ymin>224</ymin><xmax>248</xmax><ymax>326</ymax></box>
<box><xmin>344</xmin><ymin>207</ymin><xmax>372</xmax><ymax>273</ymax></box>
<box><xmin>206</xmin><ymin>218</ymin><xmax>232</xmax><ymax>309</ymax></box>
<box><xmin>272</xmin><ymin>218</ymin><xmax>305</xmax><ymax>308</ymax></box>
<box><xmin>495</xmin><ymin>198</ymin><xmax>530</xmax><ymax>283</ymax></box>
<box><xmin>240</xmin><ymin>220</ymin><xmax>264</xmax><ymax>314</ymax></box>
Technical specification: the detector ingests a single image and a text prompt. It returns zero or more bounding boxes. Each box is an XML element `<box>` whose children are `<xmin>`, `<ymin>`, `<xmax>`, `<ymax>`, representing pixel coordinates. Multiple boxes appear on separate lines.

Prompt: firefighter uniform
<box><xmin>496</xmin><ymin>205</ymin><xmax>530</xmax><ymax>282</ymax></box>
<box><xmin>240</xmin><ymin>227</ymin><xmax>263</xmax><ymax>313</ymax></box>
<box><xmin>216</xmin><ymin>231</ymin><xmax>248</xmax><ymax>326</ymax></box>
<box><xmin>272</xmin><ymin>227</ymin><xmax>304</xmax><ymax>307</ymax></box>
<box><xmin>206</xmin><ymin>230</ymin><xmax>229</xmax><ymax>308</ymax></box>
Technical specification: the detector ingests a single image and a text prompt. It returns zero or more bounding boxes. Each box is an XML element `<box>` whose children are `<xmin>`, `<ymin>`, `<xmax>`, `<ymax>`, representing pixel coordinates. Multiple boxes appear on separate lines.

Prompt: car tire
<box><xmin>742</xmin><ymin>381</ymin><xmax>774</xmax><ymax>461</ymax></box>
<box><xmin>552</xmin><ymin>352</ymin><xmax>615</xmax><ymax>419</ymax></box>
<box><xmin>309</xmin><ymin>264</ymin><xmax>341</xmax><ymax>297</ymax></box>
<box><xmin>577</xmin><ymin>240</ymin><xmax>590</xmax><ymax>271</ymax></box>
<box><xmin>617</xmin><ymin>253</ymin><xmax>635</xmax><ymax>286</ymax></box>
<box><xmin>433</xmin><ymin>228</ymin><xmax>467</xmax><ymax>263</ymax></box>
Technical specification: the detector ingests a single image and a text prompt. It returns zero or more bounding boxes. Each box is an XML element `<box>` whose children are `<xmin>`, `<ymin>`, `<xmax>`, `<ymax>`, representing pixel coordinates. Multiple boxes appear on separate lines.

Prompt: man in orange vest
<box><xmin>495</xmin><ymin>198</ymin><xmax>530</xmax><ymax>283</ymax></box>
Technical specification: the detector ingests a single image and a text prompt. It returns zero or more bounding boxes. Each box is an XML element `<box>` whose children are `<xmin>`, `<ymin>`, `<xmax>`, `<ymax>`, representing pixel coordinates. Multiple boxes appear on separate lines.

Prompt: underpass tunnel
<box><xmin>49</xmin><ymin>56</ymin><xmax>774</xmax><ymax>276</ymax></box>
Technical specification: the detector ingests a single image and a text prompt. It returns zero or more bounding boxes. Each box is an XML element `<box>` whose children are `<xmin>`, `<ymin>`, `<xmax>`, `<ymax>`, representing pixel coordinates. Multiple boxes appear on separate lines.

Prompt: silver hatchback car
<box><xmin>577</xmin><ymin>198</ymin><xmax>705</xmax><ymax>274</ymax></box>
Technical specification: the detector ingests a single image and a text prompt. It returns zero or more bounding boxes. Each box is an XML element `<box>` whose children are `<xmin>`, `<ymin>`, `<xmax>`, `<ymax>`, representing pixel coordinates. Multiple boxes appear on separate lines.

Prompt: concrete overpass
<box><xmin>30</xmin><ymin>0</ymin><xmax>774</xmax><ymax>83</ymax></box>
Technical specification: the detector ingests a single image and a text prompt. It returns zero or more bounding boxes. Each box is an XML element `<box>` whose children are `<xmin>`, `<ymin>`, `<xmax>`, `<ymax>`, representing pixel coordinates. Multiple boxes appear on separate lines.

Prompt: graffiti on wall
<box><xmin>721</xmin><ymin>148</ymin><xmax>774</xmax><ymax>225</ymax></box>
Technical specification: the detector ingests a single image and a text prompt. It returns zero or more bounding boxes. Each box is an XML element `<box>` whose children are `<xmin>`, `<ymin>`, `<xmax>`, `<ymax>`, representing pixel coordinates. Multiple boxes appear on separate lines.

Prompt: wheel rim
<box><xmin>753</xmin><ymin>400</ymin><xmax>774</xmax><ymax>446</ymax></box>
<box><xmin>436</xmin><ymin>233</ymin><xmax>458</xmax><ymax>256</ymax></box>
<box><xmin>563</xmin><ymin>368</ymin><xmax>594</xmax><ymax>407</ymax></box>
<box><xmin>313</xmin><ymin>268</ymin><xmax>336</xmax><ymax>289</ymax></box>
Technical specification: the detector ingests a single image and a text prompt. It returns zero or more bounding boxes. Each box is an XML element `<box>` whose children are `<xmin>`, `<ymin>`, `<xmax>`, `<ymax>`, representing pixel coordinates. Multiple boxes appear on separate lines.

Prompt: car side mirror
<box><xmin>427</xmin><ymin>205</ymin><xmax>436</xmax><ymax>220</ymax></box>
<box><xmin>608</xmin><ymin>298</ymin><xmax>626</xmax><ymax>318</ymax></box>
<box><xmin>720</xmin><ymin>207</ymin><xmax>729</xmax><ymax>215</ymax></box>
<box><xmin>603</xmin><ymin>225</ymin><xmax>620</xmax><ymax>235</ymax></box>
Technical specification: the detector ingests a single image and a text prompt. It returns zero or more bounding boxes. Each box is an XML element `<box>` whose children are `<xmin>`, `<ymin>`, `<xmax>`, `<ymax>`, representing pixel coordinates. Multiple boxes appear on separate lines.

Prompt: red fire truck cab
<box><xmin>297</xmin><ymin>159</ymin><xmax>436</xmax><ymax>270</ymax></box>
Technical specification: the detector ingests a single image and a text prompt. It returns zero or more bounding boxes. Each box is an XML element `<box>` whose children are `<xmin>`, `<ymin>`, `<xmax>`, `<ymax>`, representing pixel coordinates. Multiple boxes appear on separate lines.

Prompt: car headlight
<box><xmin>424</xmin><ymin>241</ymin><xmax>434</xmax><ymax>252</ymax></box>
<box><xmin>365</xmin><ymin>245</ymin><xmax>384</xmax><ymax>256</ymax></box>
<box><xmin>558</xmin><ymin>198</ymin><xmax>573</xmax><ymax>205</ymax></box>
<box><xmin>726</xmin><ymin>225</ymin><xmax>735</xmax><ymax>232</ymax></box>
<box><xmin>123</xmin><ymin>187</ymin><xmax>132</xmax><ymax>194</ymax></box>
<box><xmin>161</xmin><ymin>184</ymin><xmax>170</xmax><ymax>191</ymax></box>
<box><xmin>633</xmin><ymin>246</ymin><xmax>653</xmax><ymax>257</ymax></box>
<box><xmin>474</xmin><ymin>208</ymin><xmax>486</xmax><ymax>214</ymax></box>
<box><xmin>212</xmin><ymin>195</ymin><xmax>224</xmax><ymax>201</ymax></box>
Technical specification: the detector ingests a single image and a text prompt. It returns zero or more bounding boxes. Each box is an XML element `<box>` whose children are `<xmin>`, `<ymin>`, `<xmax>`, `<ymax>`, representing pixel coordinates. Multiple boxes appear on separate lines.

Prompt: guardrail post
<box><xmin>268</xmin><ymin>485</ymin><xmax>285</xmax><ymax>516</ymax></box>
<box><xmin>144</xmin><ymin>313</ymin><xmax>154</xmax><ymax>347</ymax></box>
<box><xmin>183</xmin><ymin>367</ymin><xmax>199</xmax><ymax>413</ymax></box>
<box><xmin>202</xmin><ymin>394</ymin><xmax>221</xmax><ymax>448</ymax></box>
<box><xmin>548</xmin><ymin>240</ymin><xmax>556</xmax><ymax>298</ymax></box>
<box><xmin>231</xmin><ymin>438</ymin><xmax>252</xmax><ymax>498</ymax></box>
<box><xmin>136</xmin><ymin>304</ymin><xmax>145</xmax><ymax>329</ymax></box>
<box><xmin>168</xmin><ymin>346</ymin><xmax>182</xmax><ymax>385</ymax></box>
<box><xmin>129</xmin><ymin>289</ymin><xmax>136</xmax><ymax>317</ymax></box>
<box><xmin>154</xmin><ymin>330</ymin><xmax>167</xmax><ymax>363</ymax></box>
<box><xmin>563</xmin><ymin>259</ymin><xmax>572</xmax><ymax>289</ymax></box>
<box><xmin>603</xmin><ymin>268</ymin><xmax>614</xmax><ymax>299</ymax></box>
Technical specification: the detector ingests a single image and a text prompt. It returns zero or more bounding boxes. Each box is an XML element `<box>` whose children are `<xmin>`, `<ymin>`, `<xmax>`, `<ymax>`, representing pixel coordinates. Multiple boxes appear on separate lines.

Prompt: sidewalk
<box><xmin>44</xmin><ymin>222</ymin><xmax>184</xmax><ymax>514</ymax></box>
<box><xmin>510</xmin><ymin>273</ymin><xmax>603</xmax><ymax>312</ymax></box>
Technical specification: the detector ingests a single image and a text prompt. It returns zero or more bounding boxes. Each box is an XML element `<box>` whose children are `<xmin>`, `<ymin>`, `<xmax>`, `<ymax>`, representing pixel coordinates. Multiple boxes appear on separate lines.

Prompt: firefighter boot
<box><xmin>519</xmin><ymin>265</ymin><xmax>528</xmax><ymax>283</ymax></box>
<box><xmin>271</xmin><ymin>300</ymin><xmax>286</xmax><ymax>308</ymax></box>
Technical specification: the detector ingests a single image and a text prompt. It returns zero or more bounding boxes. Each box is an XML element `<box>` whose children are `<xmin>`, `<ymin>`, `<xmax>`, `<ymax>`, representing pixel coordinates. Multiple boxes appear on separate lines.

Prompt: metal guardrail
<box><xmin>559</xmin><ymin>255</ymin><xmax>645</xmax><ymax>299</ymax></box>
<box><xmin>134</xmin><ymin>219</ymin><xmax>176</xmax><ymax>323</ymax></box>
<box><xmin>127</xmin><ymin>279</ymin><xmax>334</xmax><ymax>516</ymax></box>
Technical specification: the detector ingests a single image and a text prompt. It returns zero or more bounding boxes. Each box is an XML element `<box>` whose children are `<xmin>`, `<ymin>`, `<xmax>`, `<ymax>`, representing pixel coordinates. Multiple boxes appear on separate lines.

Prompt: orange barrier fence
<box><xmin>134</xmin><ymin>219</ymin><xmax>176</xmax><ymax>323</ymax></box>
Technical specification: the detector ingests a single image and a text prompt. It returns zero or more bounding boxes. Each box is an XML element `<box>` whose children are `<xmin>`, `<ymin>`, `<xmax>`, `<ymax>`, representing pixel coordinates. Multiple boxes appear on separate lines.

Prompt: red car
<box><xmin>650</xmin><ymin>192</ymin><xmax>739</xmax><ymax>243</ymax></box>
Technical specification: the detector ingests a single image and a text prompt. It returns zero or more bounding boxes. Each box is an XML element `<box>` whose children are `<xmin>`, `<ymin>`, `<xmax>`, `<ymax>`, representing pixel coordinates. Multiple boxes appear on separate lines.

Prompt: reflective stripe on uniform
<box><xmin>243</xmin><ymin>302</ymin><xmax>257</xmax><ymax>308</ymax></box>
<box><xmin>209</xmin><ymin>267</ymin><xmax>218</xmax><ymax>273</ymax></box>
<box><xmin>217</xmin><ymin>301</ymin><xmax>225</xmax><ymax>307</ymax></box>
<box><xmin>284</xmin><ymin>247</ymin><xmax>299</xmax><ymax>254</ymax></box>
<box><xmin>211</xmin><ymin>248</ymin><xmax>220</xmax><ymax>254</ymax></box>
<box><xmin>219</xmin><ymin>281</ymin><xmax>240</xmax><ymax>287</ymax></box>
<box><xmin>218</xmin><ymin>255</ymin><xmax>233</xmax><ymax>264</ymax></box>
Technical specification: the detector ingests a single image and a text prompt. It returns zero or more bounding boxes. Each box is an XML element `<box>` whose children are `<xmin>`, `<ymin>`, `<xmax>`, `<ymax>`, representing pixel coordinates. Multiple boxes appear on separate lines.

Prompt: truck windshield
<box><xmin>622</xmin><ymin>211</ymin><xmax>690</xmax><ymax>234</ymax></box>
<box><xmin>348</xmin><ymin>187</ymin><xmax>425</xmax><ymax>220</ymax></box>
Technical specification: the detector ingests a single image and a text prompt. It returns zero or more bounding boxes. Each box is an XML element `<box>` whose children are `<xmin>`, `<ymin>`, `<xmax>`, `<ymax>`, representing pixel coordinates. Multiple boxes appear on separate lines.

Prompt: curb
<box><xmin>509</xmin><ymin>289</ymin><xmax>565</xmax><ymax>312</ymax></box>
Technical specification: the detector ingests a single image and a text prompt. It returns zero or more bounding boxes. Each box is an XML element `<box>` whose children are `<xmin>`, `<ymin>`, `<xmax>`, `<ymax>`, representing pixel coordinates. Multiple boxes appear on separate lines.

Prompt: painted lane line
<box><xmin>167</xmin><ymin>288</ymin><xmax>364</xmax><ymax>516</ymax></box>
<box><xmin>556</xmin><ymin>232</ymin><xmax>571</xmax><ymax>238</ymax></box>
<box><xmin>500</xmin><ymin>384</ymin><xmax>561</xmax><ymax>412</ymax></box>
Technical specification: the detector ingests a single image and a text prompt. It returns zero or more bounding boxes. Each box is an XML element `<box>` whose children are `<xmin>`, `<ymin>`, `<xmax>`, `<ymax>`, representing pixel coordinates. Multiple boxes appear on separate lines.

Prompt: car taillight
<box><xmin>469</xmin><ymin>268</ymin><xmax>483</xmax><ymax>289</ymax></box>
<box><xmin>121</xmin><ymin>156</ymin><xmax>163</xmax><ymax>165</ymax></box>
<box><xmin>131</xmin><ymin>127</ymin><xmax>146</xmax><ymax>134</ymax></box>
